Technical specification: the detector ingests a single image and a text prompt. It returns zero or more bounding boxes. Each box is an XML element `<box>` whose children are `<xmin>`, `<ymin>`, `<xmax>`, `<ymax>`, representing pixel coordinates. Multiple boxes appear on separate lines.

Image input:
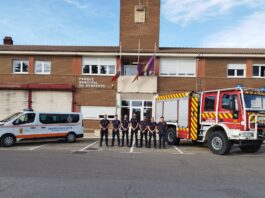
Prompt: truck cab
<box><xmin>200</xmin><ymin>88</ymin><xmax>265</xmax><ymax>154</ymax></box>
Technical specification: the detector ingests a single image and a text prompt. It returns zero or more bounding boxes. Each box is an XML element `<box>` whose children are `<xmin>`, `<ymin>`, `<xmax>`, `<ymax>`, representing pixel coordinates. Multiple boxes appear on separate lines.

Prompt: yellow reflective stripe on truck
<box><xmin>190</xmin><ymin>97</ymin><xmax>199</xmax><ymax>141</ymax></box>
<box><xmin>156</xmin><ymin>92</ymin><xmax>190</xmax><ymax>101</ymax></box>
<box><xmin>218</xmin><ymin>112</ymin><xmax>233</xmax><ymax>119</ymax></box>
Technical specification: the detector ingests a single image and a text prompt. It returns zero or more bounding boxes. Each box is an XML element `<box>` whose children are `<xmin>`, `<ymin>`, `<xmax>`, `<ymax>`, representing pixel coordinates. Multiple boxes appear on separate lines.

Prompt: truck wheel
<box><xmin>208</xmin><ymin>131</ymin><xmax>232</xmax><ymax>155</ymax></box>
<box><xmin>239</xmin><ymin>142</ymin><xmax>262</xmax><ymax>153</ymax></box>
<box><xmin>1</xmin><ymin>134</ymin><xmax>15</xmax><ymax>147</ymax></box>
<box><xmin>166</xmin><ymin>128</ymin><xmax>180</xmax><ymax>145</ymax></box>
<box><xmin>66</xmin><ymin>133</ymin><xmax>76</xmax><ymax>143</ymax></box>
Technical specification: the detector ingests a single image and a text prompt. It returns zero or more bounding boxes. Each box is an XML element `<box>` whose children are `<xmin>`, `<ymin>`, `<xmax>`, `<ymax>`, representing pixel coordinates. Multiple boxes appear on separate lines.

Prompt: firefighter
<box><xmin>148</xmin><ymin>117</ymin><xmax>157</xmax><ymax>148</ymax></box>
<box><xmin>121</xmin><ymin>114</ymin><xmax>130</xmax><ymax>147</ymax></box>
<box><xmin>111</xmin><ymin>115</ymin><xmax>121</xmax><ymax>147</ymax></box>
<box><xmin>157</xmin><ymin>116</ymin><xmax>167</xmax><ymax>149</ymax></box>
<box><xmin>139</xmin><ymin>116</ymin><xmax>148</xmax><ymax>148</ymax></box>
<box><xmin>99</xmin><ymin>114</ymin><xmax>110</xmax><ymax>147</ymax></box>
<box><xmin>130</xmin><ymin>113</ymin><xmax>139</xmax><ymax>147</ymax></box>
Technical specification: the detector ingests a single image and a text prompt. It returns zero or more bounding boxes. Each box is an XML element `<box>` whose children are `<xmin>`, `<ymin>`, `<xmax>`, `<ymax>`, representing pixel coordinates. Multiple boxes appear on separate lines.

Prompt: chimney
<box><xmin>3</xmin><ymin>36</ymin><xmax>13</xmax><ymax>45</ymax></box>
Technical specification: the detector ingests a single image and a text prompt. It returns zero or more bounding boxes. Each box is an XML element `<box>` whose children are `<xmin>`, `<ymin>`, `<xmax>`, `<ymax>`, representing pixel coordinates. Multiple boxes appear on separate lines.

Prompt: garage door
<box><xmin>0</xmin><ymin>90</ymin><xmax>28</xmax><ymax>120</ymax></box>
<box><xmin>32</xmin><ymin>91</ymin><xmax>72</xmax><ymax>113</ymax></box>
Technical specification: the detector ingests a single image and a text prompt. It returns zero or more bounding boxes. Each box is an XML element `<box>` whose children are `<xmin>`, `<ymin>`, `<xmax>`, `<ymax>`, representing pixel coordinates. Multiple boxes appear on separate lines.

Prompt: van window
<box><xmin>204</xmin><ymin>96</ymin><xmax>216</xmax><ymax>111</ymax></box>
<box><xmin>13</xmin><ymin>113</ymin><xmax>36</xmax><ymax>125</ymax></box>
<box><xmin>39</xmin><ymin>114</ymin><xmax>80</xmax><ymax>124</ymax></box>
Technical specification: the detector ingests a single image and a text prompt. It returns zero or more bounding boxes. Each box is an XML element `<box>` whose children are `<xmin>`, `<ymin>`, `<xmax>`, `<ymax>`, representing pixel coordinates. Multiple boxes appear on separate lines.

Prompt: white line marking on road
<box><xmin>173</xmin><ymin>146</ymin><xmax>184</xmax><ymax>154</ymax></box>
<box><xmin>79</xmin><ymin>141</ymin><xmax>98</xmax><ymax>152</ymax></box>
<box><xmin>120</xmin><ymin>152</ymin><xmax>142</xmax><ymax>154</ymax></box>
<box><xmin>130</xmin><ymin>139</ymin><xmax>135</xmax><ymax>153</ymax></box>
<box><xmin>172</xmin><ymin>146</ymin><xmax>195</xmax><ymax>155</ymax></box>
<box><xmin>29</xmin><ymin>144</ymin><xmax>47</xmax><ymax>151</ymax></box>
<box><xmin>172</xmin><ymin>153</ymin><xmax>195</xmax><ymax>155</ymax></box>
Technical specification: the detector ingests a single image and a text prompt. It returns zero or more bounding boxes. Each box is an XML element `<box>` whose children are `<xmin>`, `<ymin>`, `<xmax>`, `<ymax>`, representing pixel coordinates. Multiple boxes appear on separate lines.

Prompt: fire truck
<box><xmin>155</xmin><ymin>87</ymin><xmax>265</xmax><ymax>155</ymax></box>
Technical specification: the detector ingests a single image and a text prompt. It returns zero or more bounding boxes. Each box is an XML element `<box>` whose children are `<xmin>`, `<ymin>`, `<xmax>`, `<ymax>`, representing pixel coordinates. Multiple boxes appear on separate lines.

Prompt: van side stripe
<box><xmin>16</xmin><ymin>133</ymin><xmax>68</xmax><ymax>139</ymax></box>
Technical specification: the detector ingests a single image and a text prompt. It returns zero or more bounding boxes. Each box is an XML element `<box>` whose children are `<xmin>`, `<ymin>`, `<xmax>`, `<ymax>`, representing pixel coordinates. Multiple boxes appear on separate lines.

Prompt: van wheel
<box><xmin>66</xmin><ymin>133</ymin><xmax>76</xmax><ymax>143</ymax></box>
<box><xmin>1</xmin><ymin>135</ymin><xmax>15</xmax><ymax>147</ymax></box>
<box><xmin>208</xmin><ymin>131</ymin><xmax>232</xmax><ymax>155</ymax></box>
<box><xmin>166</xmin><ymin>128</ymin><xmax>180</xmax><ymax>145</ymax></box>
<box><xmin>239</xmin><ymin>142</ymin><xmax>262</xmax><ymax>153</ymax></box>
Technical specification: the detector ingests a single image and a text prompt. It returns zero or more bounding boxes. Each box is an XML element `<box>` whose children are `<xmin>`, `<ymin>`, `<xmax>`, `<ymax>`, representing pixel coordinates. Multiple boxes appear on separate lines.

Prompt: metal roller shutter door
<box><xmin>0</xmin><ymin>90</ymin><xmax>28</xmax><ymax>120</ymax></box>
<box><xmin>32</xmin><ymin>91</ymin><xmax>72</xmax><ymax>113</ymax></box>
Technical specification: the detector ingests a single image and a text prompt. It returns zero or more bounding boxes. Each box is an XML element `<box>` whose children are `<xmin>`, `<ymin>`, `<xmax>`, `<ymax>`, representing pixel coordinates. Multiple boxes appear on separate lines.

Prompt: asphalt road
<box><xmin>0</xmin><ymin>139</ymin><xmax>265</xmax><ymax>198</ymax></box>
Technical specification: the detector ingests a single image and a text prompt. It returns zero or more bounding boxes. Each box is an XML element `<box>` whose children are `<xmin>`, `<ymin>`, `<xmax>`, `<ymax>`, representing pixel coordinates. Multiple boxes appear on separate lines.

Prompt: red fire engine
<box><xmin>155</xmin><ymin>87</ymin><xmax>265</xmax><ymax>155</ymax></box>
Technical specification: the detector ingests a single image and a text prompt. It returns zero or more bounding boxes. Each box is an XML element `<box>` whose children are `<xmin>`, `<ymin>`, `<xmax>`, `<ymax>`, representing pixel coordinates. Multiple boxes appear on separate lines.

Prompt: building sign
<box><xmin>78</xmin><ymin>77</ymin><xmax>106</xmax><ymax>88</ymax></box>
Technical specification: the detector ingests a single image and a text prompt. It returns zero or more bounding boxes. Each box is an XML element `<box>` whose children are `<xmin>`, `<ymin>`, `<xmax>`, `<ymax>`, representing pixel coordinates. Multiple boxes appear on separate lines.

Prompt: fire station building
<box><xmin>0</xmin><ymin>0</ymin><xmax>264</xmax><ymax>132</ymax></box>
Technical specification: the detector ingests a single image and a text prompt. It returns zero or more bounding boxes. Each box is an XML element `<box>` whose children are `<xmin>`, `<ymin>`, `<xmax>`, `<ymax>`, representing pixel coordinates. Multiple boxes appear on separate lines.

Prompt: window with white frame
<box><xmin>160</xmin><ymin>58</ymin><xmax>196</xmax><ymax>77</ymax></box>
<box><xmin>253</xmin><ymin>64</ymin><xmax>265</xmax><ymax>77</ymax></box>
<box><xmin>35</xmin><ymin>61</ymin><xmax>51</xmax><ymax>74</ymax></box>
<box><xmin>13</xmin><ymin>60</ymin><xmax>29</xmax><ymax>74</ymax></box>
<box><xmin>81</xmin><ymin>106</ymin><xmax>116</xmax><ymax>120</ymax></box>
<box><xmin>227</xmin><ymin>64</ymin><xmax>246</xmax><ymax>77</ymax></box>
<box><xmin>82</xmin><ymin>57</ymin><xmax>116</xmax><ymax>76</ymax></box>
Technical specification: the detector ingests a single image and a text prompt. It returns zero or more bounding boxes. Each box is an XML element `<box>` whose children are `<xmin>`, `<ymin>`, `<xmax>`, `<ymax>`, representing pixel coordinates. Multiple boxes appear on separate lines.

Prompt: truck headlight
<box><xmin>240</xmin><ymin>132</ymin><xmax>254</xmax><ymax>138</ymax></box>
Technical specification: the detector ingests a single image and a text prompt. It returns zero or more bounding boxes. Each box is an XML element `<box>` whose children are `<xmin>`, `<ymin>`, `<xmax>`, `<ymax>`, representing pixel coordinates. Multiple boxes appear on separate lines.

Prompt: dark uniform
<box><xmin>148</xmin><ymin>121</ymin><xmax>157</xmax><ymax>148</ymax></box>
<box><xmin>157</xmin><ymin>121</ymin><xmax>167</xmax><ymax>148</ymax></box>
<box><xmin>111</xmin><ymin>119</ymin><xmax>121</xmax><ymax>146</ymax></box>
<box><xmin>130</xmin><ymin>118</ymin><xmax>139</xmax><ymax>147</ymax></box>
<box><xmin>139</xmin><ymin>120</ymin><xmax>148</xmax><ymax>147</ymax></box>
<box><xmin>121</xmin><ymin>119</ymin><xmax>130</xmax><ymax>147</ymax></box>
<box><xmin>100</xmin><ymin>118</ymin><xmax>110</xmax><ymax>146</ymax></box>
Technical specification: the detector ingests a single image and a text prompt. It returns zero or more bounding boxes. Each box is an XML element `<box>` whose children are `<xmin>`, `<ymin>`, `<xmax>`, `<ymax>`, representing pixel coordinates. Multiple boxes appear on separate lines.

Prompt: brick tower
<box><xmin>120</xmin><ymin>0</ymin><xmax>160</xmax><ymax>51</ymax></box>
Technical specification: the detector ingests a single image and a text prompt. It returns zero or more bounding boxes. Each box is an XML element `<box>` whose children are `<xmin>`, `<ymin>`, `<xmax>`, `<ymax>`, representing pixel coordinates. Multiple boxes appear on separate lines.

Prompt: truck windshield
<box><xmin>244</xmin><ymin>94</ymin><xmax>265</xmax><ymax>110</ymax></box>
<box><xmin>0</xmin><ymin>112</ymin><xmax>23</xmax><ymax>122</ymax></box>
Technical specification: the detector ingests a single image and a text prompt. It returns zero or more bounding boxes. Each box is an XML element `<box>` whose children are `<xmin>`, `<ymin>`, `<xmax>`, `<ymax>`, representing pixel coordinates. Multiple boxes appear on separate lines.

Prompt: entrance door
<box><xmin>131</xmin><ymin>108</ymin><xmax>141</xmax><ymax>121</ymax></box>
<box><xmin>121</xmin><ymin>100</ymin><xmax>153</xmax><ymax>121</ymax></box>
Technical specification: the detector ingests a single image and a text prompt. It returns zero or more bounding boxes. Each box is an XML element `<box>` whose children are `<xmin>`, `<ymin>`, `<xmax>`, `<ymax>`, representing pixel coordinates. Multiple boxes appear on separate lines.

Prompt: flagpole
<box><xmin>119</xmin><ymin>41</ymin><xmax>122</xmax><ymax>69</ymax></box>
<box><xmin>154</xmin><ymin>42</ymin><xmax>157</xmax><ymax>75</ymax></box>
<box><xmin>138</xmin><ymin>38</ymin><xmax>141</xmax><ymax>64</ymax></box>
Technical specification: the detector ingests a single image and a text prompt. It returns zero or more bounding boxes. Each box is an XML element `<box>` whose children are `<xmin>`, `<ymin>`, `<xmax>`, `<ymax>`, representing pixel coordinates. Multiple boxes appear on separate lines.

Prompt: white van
<box><xmin>0</xmin><ymin>110</ymin><xmax>84</xmax><ymax>147</ymax></box>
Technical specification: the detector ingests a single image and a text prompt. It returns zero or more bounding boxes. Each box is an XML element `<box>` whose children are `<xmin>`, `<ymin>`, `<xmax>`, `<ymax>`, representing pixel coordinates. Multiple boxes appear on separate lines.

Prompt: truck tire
<box><xmin>66</xmin><ymin>132</ymin><xmax>76</xmax><ymax>143</ymax></box>
<box><xmin>208</xmin><ymin>131</ymin><xmax>232</xmax><ymax>155</ymax></box>
<box><xmin>166</xmin><ymin>128</ymin><xmax>180</xmax><ymax>145</ymax></box>
<box><xmin>1</xmin><ymin>134</ymin><xmax>16</xmax><ymax>147</ymax></box>
<box><xmin>239</xmin><ymin>141</ymin><xmax>262</xmax><ymax>153</ymax></box>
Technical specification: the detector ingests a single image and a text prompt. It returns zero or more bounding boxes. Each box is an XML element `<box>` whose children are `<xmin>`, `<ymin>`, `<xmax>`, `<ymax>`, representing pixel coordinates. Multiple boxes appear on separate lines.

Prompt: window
<box><xmin>13</xmin><ymin>113</ymin><xmax>35</xmax><ymax>125</ymax></box>
<box><xmin>13</xmin><ymin>60</ymin><xmax>29</xmax><ymax>74</ymax></box>
<box><xmin>39</xmin><ymin>114</ymin><xmax>79</xmax><ymax>124</ymax></box>
<box><xmin>91</xmin><ymin>65</ymin><xmax>98</xmax><ymax>74</ymax></box>
<box><xmin>35</xmin><ymin>61</ymin><xmax>51</xmax><ymax>74</ymax></box>
<box><xmin>204</xmin><ymin>96</ymin><xmax>216</xmax><ymax>111</ymax></box>
<box><xmin>244</xmin><ymin>94</ymin><xmax>265</xmax><ymax>110</ymax></box>
<box><xmin>82</xmin><ymin>57</ymin><xmax>116</xmax><ymax>76</ymax></box>
<box><xmin>160</xmin><ymin>58</ymin><xmax>196</xmax><ymax>77</ymax></box>
<box><xmin>253</xmin><ymin>65</ymin><xmax>265</xmax><ymax>77</ymax></box>
<box><xmin>81</xmin><ymin>106</ymin><xmax>116</xmax><ymax>120</ymax></box>
<box><xmin>124</xmin><ymin>65</ymin><xmax>138</xmax><ymax>76</ymax></box>
<box><xmin>227</xmin><ymin>64</ymin><xmax>246</xmax><ymax>77</ymax></box>
<box><xmin>222</xmin><ymin>94</ymin><xmax>230</xmax><ymax>110</ymax></box>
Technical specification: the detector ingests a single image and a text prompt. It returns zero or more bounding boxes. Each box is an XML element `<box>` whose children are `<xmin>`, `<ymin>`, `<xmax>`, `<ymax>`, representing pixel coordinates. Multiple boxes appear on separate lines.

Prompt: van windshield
<box><xmin>0</xmin><ymin>112</ymin><xmax>23</xmax><ymax>122</ymax></box>
<box><xmin>244</xmin><ymin>94</ymin><xmax>265</xmax><ymax>111</ymax></box>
